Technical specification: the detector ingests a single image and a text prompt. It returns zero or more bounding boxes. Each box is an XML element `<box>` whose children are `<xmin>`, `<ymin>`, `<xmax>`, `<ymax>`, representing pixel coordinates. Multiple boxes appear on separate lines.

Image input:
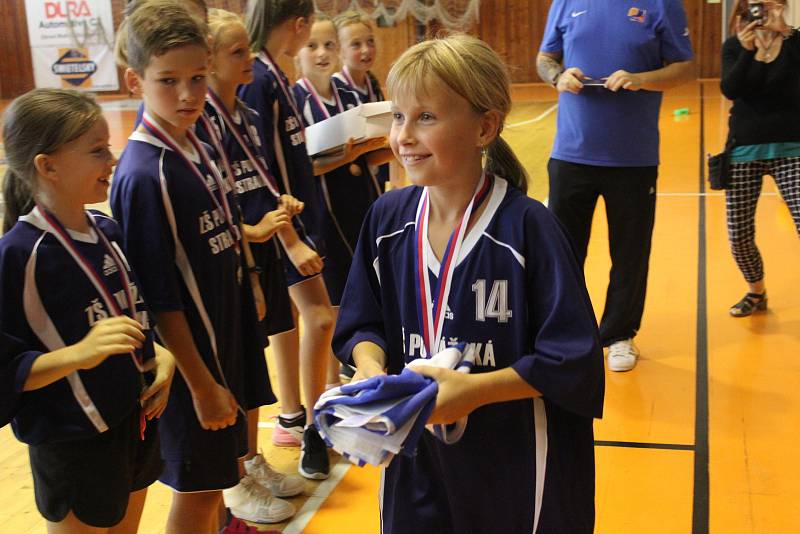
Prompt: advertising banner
<box><xmin>25</xmin><ymin>0</ymin><xmax>118</xmax><ymax>91</ymax></box>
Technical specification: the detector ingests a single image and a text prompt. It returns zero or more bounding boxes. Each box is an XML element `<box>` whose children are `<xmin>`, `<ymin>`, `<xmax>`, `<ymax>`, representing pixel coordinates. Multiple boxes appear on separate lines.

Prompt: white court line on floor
<box><xmin>257</xmin><ymin>421</ymin><xmax>276</xmax><ymax>429</ymax></box>
<box><xmin>282</xmin><ymin>460</ymin><xmax>352</xmax><ymax>534</ymax></box>
<box><xmin>507</xmin><ymin>103</ymin><xmax>558</xmax><ymax>128</ymax></box>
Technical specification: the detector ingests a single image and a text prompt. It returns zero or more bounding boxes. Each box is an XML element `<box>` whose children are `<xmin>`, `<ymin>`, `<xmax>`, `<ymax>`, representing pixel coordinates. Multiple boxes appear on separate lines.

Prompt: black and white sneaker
<box><xmin>299</xmin><ymin>425</ymin><xmax>330</xmax><ymax>480</ymax></box>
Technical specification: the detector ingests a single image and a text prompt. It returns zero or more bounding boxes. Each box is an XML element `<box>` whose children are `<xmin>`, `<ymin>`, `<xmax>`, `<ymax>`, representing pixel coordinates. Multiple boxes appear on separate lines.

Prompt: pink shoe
<box><xmin>271</xmin><ymin>412</ymin><xmax>305</xmax><ymax>447</ymax></box>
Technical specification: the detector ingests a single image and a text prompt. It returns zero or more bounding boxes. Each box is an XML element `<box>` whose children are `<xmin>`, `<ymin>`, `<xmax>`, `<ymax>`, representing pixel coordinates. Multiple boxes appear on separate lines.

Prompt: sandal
<box><xmin>729</xmin><ymin>292</ymin><xmax>767</xmax><ymax>317</ymax></box>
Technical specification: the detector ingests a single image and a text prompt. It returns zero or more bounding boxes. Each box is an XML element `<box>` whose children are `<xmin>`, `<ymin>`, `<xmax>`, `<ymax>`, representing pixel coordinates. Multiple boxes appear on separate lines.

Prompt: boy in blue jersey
<box><xmin>537</xmin><ymin>0</ymin><xmax>694</xmax><ymax>371</ymax></box>
<box><xmin>334</xmin><ymin>35</ymin><xmax>604</xmax><ymax>534</ymax></box>
<box><xmin>110</xmin><ymin>4</ymin><xmax>269</xmax><ymax>532</ymax></box>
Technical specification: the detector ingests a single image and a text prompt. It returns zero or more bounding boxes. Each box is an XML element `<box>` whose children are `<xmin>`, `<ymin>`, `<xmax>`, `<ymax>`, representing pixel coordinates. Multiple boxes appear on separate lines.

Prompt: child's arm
<box><xmin>242</xmin><ymin>207</ymin><xmax>291</xmax><ymax>243</ymax></box>
<box><xmin>409</xmin><ymin>366</ymin><xmax>541</xmax><ymax>425</ymax></box>
<box><xmin>23</xmin><ymin>316</ymin><xmax>145</xmax><ymax>391</ymax></box>
<box><xmin>139</xmin><ymin>342</ymin><xmax>176</xmax><ymax>420</ymax></box>
<box><xmin>312</xmin><ymin>137</ymin><xmax>392</xmax><ymax>176</ymax></box>
<box><xmin>155</xmin><ymin>311</ymin><xmax>238</xmax><ymax>430</ymax></box>
<box><xmin>276</xmin><ymin>223</ymin><xmax>323</xmax><ymax>276</ymax></box>
<box><xmin>351</xmin><ymin>341</ymin><xmax>388</xmax><ymax>382</ymax></box>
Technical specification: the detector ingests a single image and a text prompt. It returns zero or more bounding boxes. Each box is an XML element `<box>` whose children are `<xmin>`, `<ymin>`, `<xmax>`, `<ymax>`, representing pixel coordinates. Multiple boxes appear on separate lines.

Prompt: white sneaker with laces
<box><xmin>222</xmin><ymin>475</ymin><xmax>295</xmax><ymax>524</ymax></box>
<box><xmin>245</xmin><ymin>453</ymin><xmax>305</xmax><ymax>498</ymax></box>
<box><xmin>608</xmin><ymin>338</ymin><xmax>639</xmax><ymax>372</ymax></box>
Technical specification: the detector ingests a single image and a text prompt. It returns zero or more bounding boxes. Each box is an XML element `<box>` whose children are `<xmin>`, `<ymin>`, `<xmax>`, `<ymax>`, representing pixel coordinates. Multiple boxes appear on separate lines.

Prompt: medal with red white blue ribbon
<box><xmin>414</xmin><ymin>173</ymin><xmax>493</xmax><ymax>356</ymax></box>
<box><xmin>204</xmin><ymin>89</ymin><xmax>281</xmax><ymax>198</ymax></box>
<box><xmin>33</xmin><ymin>205</ymin><xmax>149</xmax><ymax>438</ymax></box>
<box><xmin>140</xmin><ymin>112</ymin><xmax>241</xmax><ymax>254</ymax></box>
<box><xmin>297</xmin><ymin>77</ymin><xmax>343</xmax><ymax>120</ymax></box>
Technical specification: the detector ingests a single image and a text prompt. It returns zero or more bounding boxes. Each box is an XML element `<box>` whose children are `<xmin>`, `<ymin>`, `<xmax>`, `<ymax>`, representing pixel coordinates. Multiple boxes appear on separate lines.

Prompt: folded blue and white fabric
<box><xmin>313</xmin><ymin>344</ymin><xmax>475</xmax><ymax>467</ymax></box>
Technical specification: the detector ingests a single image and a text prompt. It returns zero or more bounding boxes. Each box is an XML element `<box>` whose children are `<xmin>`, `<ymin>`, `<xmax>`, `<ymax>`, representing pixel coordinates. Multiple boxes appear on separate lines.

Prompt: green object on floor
<box><xmin>673</xmin><ymin>107</ymin><xmax>690</xmax><ymax>116</ymax></box>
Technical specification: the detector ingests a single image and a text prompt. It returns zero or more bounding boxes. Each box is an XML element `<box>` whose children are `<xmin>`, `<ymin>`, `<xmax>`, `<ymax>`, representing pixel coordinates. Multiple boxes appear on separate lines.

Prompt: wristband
<box><xmin>246</xmin><ymin>265</ymin><xmax>263</xmax><ymax>275</ymax></box>
<box><xmin>552</xmin><ymin>69</ymin><xmax>565</xmax><ymax>87</ymax></box>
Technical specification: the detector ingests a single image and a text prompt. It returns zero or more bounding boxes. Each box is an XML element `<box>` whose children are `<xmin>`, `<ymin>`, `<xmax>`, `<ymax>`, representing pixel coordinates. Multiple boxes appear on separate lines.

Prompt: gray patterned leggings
<box><xmin>726</xmin><ymin>157</ymin><xmax>800</xmax><ymax>283</ymax></box>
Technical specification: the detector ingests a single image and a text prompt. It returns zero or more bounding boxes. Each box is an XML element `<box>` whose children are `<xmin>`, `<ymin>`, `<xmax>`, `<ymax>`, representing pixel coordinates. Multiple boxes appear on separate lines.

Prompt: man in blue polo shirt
<box><xmin>537</xmin><ymin>0</ymin><xmax>694</xmax><ymax>372</ymax></box>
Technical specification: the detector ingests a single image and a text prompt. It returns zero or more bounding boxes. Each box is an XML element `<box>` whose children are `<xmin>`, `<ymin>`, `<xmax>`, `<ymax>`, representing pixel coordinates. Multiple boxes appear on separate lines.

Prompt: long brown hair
<box><xmin>2</xmin><ymin>89</ymin><xmax>103</xmax><ymax>233</ymax></box>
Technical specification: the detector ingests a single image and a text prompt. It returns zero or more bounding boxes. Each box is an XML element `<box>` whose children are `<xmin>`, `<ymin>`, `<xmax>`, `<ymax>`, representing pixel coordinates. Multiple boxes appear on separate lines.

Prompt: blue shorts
<box><xmin>158</xmin><ymin>373</ymin><xmax>247</xmax><ymax>492</ymax></box>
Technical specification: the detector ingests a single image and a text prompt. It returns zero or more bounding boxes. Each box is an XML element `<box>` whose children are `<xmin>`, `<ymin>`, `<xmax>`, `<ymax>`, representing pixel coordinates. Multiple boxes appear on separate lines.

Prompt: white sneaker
<box><xmin>608</xmin><ymin>339</ymin><xmax>639</xmax><ymax>372</ymax></box>
<box><xmin>222</xmin><ymin>475</ymin><xmax>295</xmax><ymax>524</ymax></box>
<box><xmin>245</xmin><ymin>453</ymin><xmax>305</xmax><ymax>498</ymax></box>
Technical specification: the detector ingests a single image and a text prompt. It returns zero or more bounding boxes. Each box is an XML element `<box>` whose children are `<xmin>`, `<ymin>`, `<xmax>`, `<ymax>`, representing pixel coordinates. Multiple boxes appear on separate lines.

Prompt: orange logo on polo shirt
<box><xmin>628</xmin><ymin>7</ymin><xmax>647</xmax><ymax>23</ymax></box>
<box><xmin>52</xmin><ymin>48</ymin><xmax>97</xmax><ymax>88</ymax></box>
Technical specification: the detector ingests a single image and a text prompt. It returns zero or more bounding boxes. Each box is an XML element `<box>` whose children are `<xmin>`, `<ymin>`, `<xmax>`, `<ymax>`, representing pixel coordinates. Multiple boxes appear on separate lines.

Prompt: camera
<box><xmin>745</xmin><ymin>2</ymin><xmax>767</xmax><ymax>25</ymax></box>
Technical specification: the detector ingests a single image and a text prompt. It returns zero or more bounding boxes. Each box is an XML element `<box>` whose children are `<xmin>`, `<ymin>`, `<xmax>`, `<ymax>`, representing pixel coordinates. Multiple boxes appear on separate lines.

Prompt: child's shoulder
<box><xmin>365</xmin><ymin>185</ymin><xmax>422</xmax><ymax>237</ymax></box>
<box><xmin>0</xmin><ymin>219</ymin><xmax>44</xmax><ymax>261</ymax></box>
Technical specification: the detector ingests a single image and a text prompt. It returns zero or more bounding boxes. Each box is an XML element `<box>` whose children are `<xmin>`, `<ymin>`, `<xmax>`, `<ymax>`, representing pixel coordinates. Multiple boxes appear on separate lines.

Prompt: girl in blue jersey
<box><xmin>333</xmin><ymin>35</ymin><xmax>605</xmax><ymax>534</ymax></box>
<box><xmin>292</xmin><ymin>16</ymin><xmax>391</xmax><ymax>388</ymax></box>
<box><xmin>240</xmin><ymin>0</ymin><xmax>334</xmax><ymax>480</ymax></box>
<box><xmin>0</xmin><ymin>89</ymin><xmax>175</xmax><ymax>532</ymax></box>
<box><xmin>198</xmin><ymin>7</ymin><xmax>307</xmax><ymax>523</ymax></box>
<box><xmin>331</xmin><ymin>10</ymin><xmax>393</xmax><ymax>190</ymax></box>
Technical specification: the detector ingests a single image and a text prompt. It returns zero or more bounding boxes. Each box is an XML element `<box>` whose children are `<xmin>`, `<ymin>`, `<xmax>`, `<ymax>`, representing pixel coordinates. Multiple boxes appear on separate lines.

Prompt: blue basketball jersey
<box><xmin>239</xmin><ymin>57</ymin><xmax>325</xmax><ymax>256</ymax></box>
<box><xmin>0</xmin><ymin>210</ymin><xmax>154</xmax><ymax>445</ymax></box>
<box><xmin>292</xmin><ymin>79</ymin><xmax>382</xmax><ymax>304</ymax></box>
<box><xmin>110</xmin><ymin>131</ymin><xmax>250</xmax><ymax>490</ymax></box>
<box><xmin>333</xmin><ymin>177</ymin><xmax>604</xmax><ymax>533</ymax></box>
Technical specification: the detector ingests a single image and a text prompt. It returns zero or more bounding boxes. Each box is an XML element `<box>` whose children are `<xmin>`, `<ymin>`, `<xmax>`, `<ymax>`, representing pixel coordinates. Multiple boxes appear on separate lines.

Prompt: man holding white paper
<box><xmin>536</xmin><ymin>0</ymin><xmax>694</xmax><ymax>372</ymax></box>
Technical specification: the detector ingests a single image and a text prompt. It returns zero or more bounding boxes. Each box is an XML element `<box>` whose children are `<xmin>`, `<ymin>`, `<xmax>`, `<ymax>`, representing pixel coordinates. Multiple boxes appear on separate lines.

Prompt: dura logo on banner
<box><xmin>51</xmin><ymin>48</ymin><xmax>97</xmax><ymax>87</ymax></box>
<box><xmin>44</xmin><ymin>1</ymin><xmax>93</xmax><ymax>19</ymax></box>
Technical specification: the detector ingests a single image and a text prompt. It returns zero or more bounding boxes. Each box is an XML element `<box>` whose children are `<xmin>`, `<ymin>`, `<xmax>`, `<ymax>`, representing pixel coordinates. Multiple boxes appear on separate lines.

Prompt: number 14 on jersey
<box><xmin>472</xmin><ymin>279</ymin><xmax>512</xmax><ymax>323</ymax></box>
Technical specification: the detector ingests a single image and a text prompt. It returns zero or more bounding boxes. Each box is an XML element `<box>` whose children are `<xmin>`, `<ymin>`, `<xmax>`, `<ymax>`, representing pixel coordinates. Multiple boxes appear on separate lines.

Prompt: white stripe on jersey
<box><xmin>372</xmin><ymin>221</ymin><xmax>416</xmax><ymax>284</ymax></box>
<box><xmin>482</xmin><ymin>232</ymin><xmax>526</xmax><ymax>268</ymax></box>
<box><xmin>532</xmin><ymin>398</ymin><xmax>548</xmax><ymax>533</ymax></box>
<box><xmin>156</xmin><ymin>149</ymin><xmax>238</xmax><ymax>405</ymax></box>
<box><xmin>23</xmin><ymin>232</ymin><xmax>109</xmax><ymax>433</ymax></box>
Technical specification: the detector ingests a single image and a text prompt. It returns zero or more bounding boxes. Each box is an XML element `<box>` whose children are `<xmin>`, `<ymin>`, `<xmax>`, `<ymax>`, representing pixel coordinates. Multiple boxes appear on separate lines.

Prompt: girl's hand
<box><xmin>139</xmin><ymin>344</ymin><xmax>176</xmax><ymax>420</ymax></box>
<box><xmin>351</xmin><ymin>360</ymin><xmax>386</xmax><ymax>383</ymax></box>
<box><xmin>737</xmin><ymin>16</ymin><xmax>758</xmax><ymax>51</ymax></box>
<box><xmin>252</xmin><ymin>208</ymin><xmax>291</xmax><ymax>242</ymax></box>
<box><xmin>279</xmin><ymin>194</ymin><xmax>304</xmax><ymax>217</ymax></box>
<box><xmin>762</xmin><ymin>2</ymin><xmax>788</xmax><ymax>33</ymax></box>
<box><xmin>285</xmin><ymin>240</ymin><xmax>323</xmax><ymax>276</ymax></box>
<box><xmin>408</xmin><ymin>366</ymin><xmax>480</xmax><ymax>425</ymax></box>
<box><xmin>191</xmin><ymin>382</ymin><xmax>239</xmax><ymax>430</ymax></box>
<box><xmin>75</xmin><ymin>316</ymin><xmax>145</xmax><ymax>370</ymax></box>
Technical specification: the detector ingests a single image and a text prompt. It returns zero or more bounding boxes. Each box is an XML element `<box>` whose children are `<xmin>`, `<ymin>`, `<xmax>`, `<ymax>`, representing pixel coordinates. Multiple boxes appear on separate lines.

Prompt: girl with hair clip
<box><xmin>0</xmin><ymin>88</ymin><xmax>174</xmax><ymax>534</ymax></box>
<box><xmin>197</xmin><ymin>7</ymin><xmax>307</xmax><ymax>524</ymax></box>
<box><xmin>333</xmin><ymin>35</ymin><xmax>604</xmax><ymax>534</ymax></box>
<box><xmin>292</xmin><ymin>15</ymin><xmax>392</xmax><ymax>392</ymax></box>
<box><xmin>721</xmin><ymin>0</ymin><xmax>800</xmax><ymax>317</ymax></box>
<box><xmin>239</xmin><ymin>0</ymin><xmax>334</xmax><ymax>481</ymax></box>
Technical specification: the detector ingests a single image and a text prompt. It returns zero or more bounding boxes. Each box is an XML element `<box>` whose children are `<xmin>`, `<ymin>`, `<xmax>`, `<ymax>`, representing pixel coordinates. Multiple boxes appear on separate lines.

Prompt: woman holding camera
<box><xmin>720</xmin><ymin>0</ymin><xmax>800</xmax><ymax>317</ymax></box>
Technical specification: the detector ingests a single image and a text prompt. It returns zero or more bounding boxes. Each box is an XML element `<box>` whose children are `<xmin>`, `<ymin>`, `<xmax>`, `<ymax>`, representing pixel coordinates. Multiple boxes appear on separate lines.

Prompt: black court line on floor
<box><xmin>594</xmin><ymin>440</ymin><xmax>694</xmax><ymax>451</ymax></box>
<box><xmin>692</xmin><ymin>82</ymin><xmax>711</xmax><ymax>534</ymax></box>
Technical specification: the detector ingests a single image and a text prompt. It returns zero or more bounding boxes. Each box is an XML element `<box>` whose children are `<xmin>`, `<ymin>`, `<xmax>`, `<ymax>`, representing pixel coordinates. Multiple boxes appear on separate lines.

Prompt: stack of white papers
<box><xmin>304</xmin><ymin>101</ymin><xmax>392</xmax><ymax>156</ymax></box>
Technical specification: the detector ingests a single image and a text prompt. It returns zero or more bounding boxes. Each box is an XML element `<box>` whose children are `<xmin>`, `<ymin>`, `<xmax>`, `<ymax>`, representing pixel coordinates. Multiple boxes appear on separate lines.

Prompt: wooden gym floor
<box><xmin>0</xmin><ymin>80</ymin><xmax>798</xmax><ymax>533</ymax></box>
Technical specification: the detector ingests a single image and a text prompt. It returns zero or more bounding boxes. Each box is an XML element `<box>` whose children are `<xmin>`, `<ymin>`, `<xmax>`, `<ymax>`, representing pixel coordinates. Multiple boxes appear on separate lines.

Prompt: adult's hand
<box><xmin>556</xmin><ymin>67</ymin><xmax>586</xmax><ymax>94</ymax></box>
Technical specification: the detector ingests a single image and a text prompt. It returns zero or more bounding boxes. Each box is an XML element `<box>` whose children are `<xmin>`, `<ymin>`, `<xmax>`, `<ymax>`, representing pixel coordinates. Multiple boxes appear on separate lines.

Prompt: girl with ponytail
<box><xmin>0</xmin><ymin>88</ymin><xmax>174</xmax><ymax>532</ymax></box>
<box><xmin>332</xmin><ymin>34</ymin><xmax>604</xmax><ymax>534</ymax></box>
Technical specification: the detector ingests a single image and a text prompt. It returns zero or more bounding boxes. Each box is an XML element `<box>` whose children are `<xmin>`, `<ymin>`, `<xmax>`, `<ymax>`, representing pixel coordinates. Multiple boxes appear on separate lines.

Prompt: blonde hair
<box><xmin>244</xmin><ymin>0</ymin><xmax>314</xmax><ymax>53</ymax></box>
<box><xmin>208</xmin><ymin>8</ymin><xmax>246</xmax><ymax>54</ymax></box>
<box><xmin>115</xmin><ymin>0</ymin><xmax>208</xmax><ymax>69</ymax></box>
<box><xmin>118</xmin><ymin>1</ymin><xmax>208</xmax><ymax>73</ymax></box>
<box><xmin>332</xmin><ymin>10</ymin><xmax>372</xmax><ymax>34</ymax></box>
<box><xmin>387</xmin><ymin>34</ymin><xmax>528</xmax><ymax>193</ymax></box>
<box><xmin>2</xmin><ymin>89</ymin><xmax>103</xmax><ymax>233</ymax></box>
